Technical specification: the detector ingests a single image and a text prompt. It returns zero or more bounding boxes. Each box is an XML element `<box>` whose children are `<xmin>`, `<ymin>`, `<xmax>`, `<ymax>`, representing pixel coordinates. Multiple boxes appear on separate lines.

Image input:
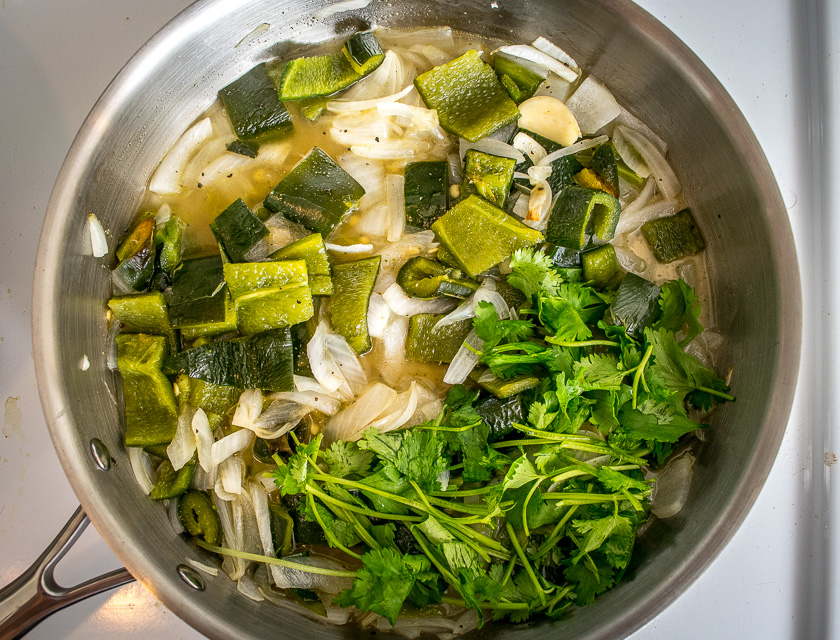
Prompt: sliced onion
<box><xmin>527</xmin><ymin>164</ymin><xmax>552</xmax><ymax>184</ymax></box>
<box><xmin>308</xmin><ymin>321</ymin><xmax>348</xmax><ymax>395</ymax></box>
<box><xmin>533</xmin><ymin>71</ymin><xmax>574</xmax><ymax>102</ymax></box>
<box><xmin>270</xmin><ymin>390</ymin><xmax>341</xmax><ymax>416</ymax></box>
<box><xmin>459</xmin><ymin>137</ymin><xmax>525</xmax><ymax>163</ymax></box>
<box><xmin>271</xmin><ymin>555</ymin><xmax>355</xmax><ymax>593</ymax></box>
<box><xmin>255</xmin><ymin>140</ymin><xmax>292</xmax><ymax>167</ymax></box>
<box><xmin>265</xmin><ymin>213</ymin><xmax>309</xmax><ymax>250</ymax></box>
<box><xmin>531</xmin><ymin>36</ymin><xmax>579</xmax><ymax>70</ymax></box>
<box><xmin>249</xmin><ymin>482</ymin><xmax>276</xmax><ymax>565</ymax></box>
<box><xmin>374</xmin><ymin>230</ymin><xmax>438</xmax><ymax>293</ymax></box>
<box><xmin>187</xmin><ymin>558</ymin><xmax>219</xmax><ymax>577</ymax></box>
<box><xmin>376</xmin><ymin>314</ymin><xmax>410</xmax><ymax>387</ymax></box>
<box><xmin>326</xmin><ymin>332</ymin><xmax>368</xmax><ymax>396</ymax></box>
<box><xmin>435</xmin><ymin>279</ymin><xmax>509</xmax><ymax>329</ymax></box>
<box><xmin>385</xmin><ymin>174</ymin><xmax>406</xmax><ymax>241</ymax></box>
<box><xmin>325</xmin><ymin>382</ymin><xmax>399</xmax><ymax>442</ymax></box>
<box><xmin>511</xmin><ymin>132</ymin><xmax>547</xmax><ymax>164</ymax></box>
<box><xmin>326</xmin><ymin>242</ymin><xmax>375</xmax><ymax>254</ymax></box>
<box><xmin>149</xmin><ymin>117</ymin><xmax>213</xmax><ymax>195</ymax></box>
<box><xmin>198</xmin><ymin>152</ymin><xmax>253</xmax><ymax>186</ymax></box>
<box><xmin>212</xmin><ymin>429</ymin><xmax>253</xmax><ymax>467</ymax></box>
<box><xmin>218</xmin><ymin>455</ymin><xmax>244</xmax><ymax>496</ymax></box>
<box><xmin>237</xmin><ymin>571</ymin><xmax>266</xmax><ymax>602</ymax></box>
<box><xmin>192</xmin><ymin>408</ymin><xmax>215</xmax><ymax>473</ymax></box>
<box><xmin>443</xmin><ymin>330</ymin><xmax>484</xmax><ymax>385</ymax></box>
<box><xmin>367</xmin><ymin>292</ymin><xmax>392</xmax><ymax>339</ymax></box>
<box><xmin>366</xmin><ymin>381</ymin><xmax>420</xmax><ymax>433</ymax></box>
<box><xmin>242</xmin><ymin>238</ymin><xmax>269</xmax><ymax>263</ymax></box>
<box><xmin>167</xmin><ymin>499</ymin><xmax>185</xmax><ymax>534</ymax></box>
<box><xmin>615</xmin><ymin>107</ymin><xmax>668</xmax><ymax>154</ymax></box>
<box><xmin>614</xmin><ymin>199</ymin><xmax>677</xmax><ymax>236</ymax></box>
<box><xmin>327</xmin><ymin>84</ymin><xmax>414</xmax><ymax>113</ymax></box>
<box><xmin>191</xmin><ymin>462</ymin><xmax>215</xmax><ymax>491</ymax></box>
<box><xmin>167</xmin><ymin>405</ymin><xmax>198</xmax><ymax>471</ymax></box>
<box><xmin>525</xmin><ymin>179</ymin><xmax>552</xmax><ymax>230</ymax></box>
<box><xmin>376</xmin><ymin>102</ymin><xmax>439</xmax><ymax>131</ymax></box>
<box><xmin>338</xmin><ymin>153</ymin><xmax>386</xmax><ymax>210</ymax></box>
<box><xmin>87</xmin><ymin>214</ymin><xmax>108</xmax><ymax>258</ymax></box>
<box><xmin>407</xmin><ymin>43</ymin><xmax>450</xmax><ymax>67</ymax></box>
<box><xmin>620</xmin><ymin>177</ymin><xmax>656</xmax><ymax>219</ymax></box>
<box><xmin>615</xmin><ymin>125</ymin><xmax>682</xmax><ymax>200</ymax></box>
<box><xmin>511</xmin><ymin>192</ymin><xmax>530</xmax><ymax>219</ymax></box>
<box><xmin>612</xmin><ymin>126</ymin><xmax>651</xmax><ymax>179</ymax></box>
<box><xmin>128</xmin><ymin>447</ymin><xmax>155</xmax><ymax>495</ymax></box>
<box><xmin>294</xmin><ymin>375</ymin><xmax>342</xmax><ymax>400</ymax></box>
<box><xmin>538</xmin><ymin>134</ymin><xmax>609</xmax><ymax>166</ymax></box>
<box><xmin>341</xmin><ymin>50</ymin><xmax>402</xmax><ymax>101</ymax></box>
<box><xmin>313</xmin><ymin>0</ymin><xmax>372</xmax><ymax>19</ymax></box>
<box><xmin>564</xmin><ymin>76</ymin><xmax>621</xmax><ymax>134</ymax></box>
<box><xmin>350</xmin><ymin>141</ymin><xmax>424</xmax><ymax>160</ymax></box>
<box><xmin>154</xmin><ymin>203</ymin><xmax>172</xmax><ymax>226</ymax></box>
<box><xmin>651</xmin><ymin>454</ymin><xmax>694</xmax><ymax>518</ymax></box>
<box><xmin>494</xmin><ymin>45</ymin><xmax>577</xmax><ymax>82</ymax></box>
<box><xmin>382</xmin><ymin>283</ymin><xmax>457</xmax><ymax>316</ymax></box>
<box><xmin>251</xmin><ymin>400</ymin><xmax>311</xmax><ymax>438</ymax></box>
<box><xmin>232</xmin><ymin>389</ymin><xmax>263</xmax><ymax>430</ymax></box>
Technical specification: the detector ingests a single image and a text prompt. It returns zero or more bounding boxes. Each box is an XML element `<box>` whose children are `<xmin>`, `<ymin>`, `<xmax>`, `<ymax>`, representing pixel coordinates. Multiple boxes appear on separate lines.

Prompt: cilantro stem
<box><xmin>415</xmin><ymin>421</ymin><xmax>481</xmax><ymax>432</ymax></box>
<box><xmin>492</xmin><ymin>438</ymin><xmax>560</xmax><ymax>448</ymax></box>
<box><xmin>195</xmin><ymin>541</ymin><xmax>359</xmax><ymax>578</ymax></box>
<box><xmin>695</xmin><ymin>385</ymin><xmax>735</xmax><ymax>401</ymax></box>
<box><xmin>632</xmin><ymin>344</ymin><xmax>653</xmax><ymax>410</ymax></box>
<box><xmin>305</xmin><ymin>482</ymin><xmax>423</xmax><ymax>523</ymax></box>
<box><xmin>429</xmin><ymin>486</ymin><xmax>493</xmax><ymax>497</ymax></box>
<box><xmin>521</xmin><ymin>478</ymin><xmax>545</xmax><ymax>538</ymax></box>
<box><xmin>505</xmin><ymin>522</ymin><xmax>546</xmax><ymax>606</ymax></box>
<box><xmin>530</xmin><ymin>506</ymin><xmax>578</xmax><ymax>561</ymax></box>
<box><xmin>546</xmin><ymin>338</ymin><xmax>620</xmax><ymax>348</ymax></box>
<box><xmin>440</xmin><ymin>596</ymin><xmax>530</xmax><ymax>611</ymax></box>
<box><xmin>307</xmin><ymin>492</ymin><xmax>363</xmax><ymax>559</ymax></box>
<box><xmin>542</xmin><ymin>490</ymin><xmax>650</xmax><ymax>504</ymax></box>
<box><xmin>409</xmin><ymin>528</ymin><xmax>460</xmax><ymax>588</ymax></box>
<box><xmin>622</xmin><ymin>488</ymin><xmax>645</xmax><ymax>512</ymax></box>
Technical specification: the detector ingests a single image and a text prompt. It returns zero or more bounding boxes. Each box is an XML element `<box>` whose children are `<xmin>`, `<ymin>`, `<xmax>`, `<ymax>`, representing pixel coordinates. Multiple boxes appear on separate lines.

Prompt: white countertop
<box><xmin>0</xmin><ymin>0</ymin><xmax>833</xmax><ymax>638</ymax></box>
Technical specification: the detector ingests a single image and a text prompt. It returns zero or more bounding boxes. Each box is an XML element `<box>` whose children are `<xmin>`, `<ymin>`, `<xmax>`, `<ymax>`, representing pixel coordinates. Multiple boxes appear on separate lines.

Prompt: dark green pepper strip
<box><xmin>179</xmin><ymin>490</ymin><xmax>222</xmax><ymax>545</ymax></box>
<box><xmin>546</xmin><ymin>186</ymin><xmax>622</xmax><ymax>250</ymax></box>
<box><xmin>269</xmin><ymin>502</ymin><xmax>295</xmax><ymax>557</ymax></box>
<box><xmin>114</xmin><ymin>219</ymin><xmax>156</xmax><ymax>292</ymax></box>
<box><xmin>641</xmin><ymin>209</ymin><xmax>706</xmax><ymax>264</ymax></box>
<box><xmin>494</xmin><ymin>56</ymin><xmax>543</xmax><ymax>103</ymax></box>
<box><xmin>404</xmin><ymin>161</ymin><xmax>449</xmax><ymax>229</ymax></box>
<box><xmin>219</xmin><ymin>63</ymin><xmax>294</xmax><ymax>142</ymax></box>
<box><xmin>581</xmin><ymin>244</ymin><xmax>622</xmax><ymax>289</ymax></box>
<box><xmin>460</xmin><ymin>149</ymin><xmax>516</xmax><ymax>208</ymax></box>
<box><xmin>589</xmin><ymin>143</ymin><xmax>620</xmax><ymax>196</ymax></box>
<box><xmin>330</xmin><ymin>256</ymin><xmax>381</xmax><ymax>354</ymax></box>
<box><xmin>150</xmin><ymin>460</ymin><xmax>195</xmax><ymax>501</ymax></box>
<box><xmin>210</xmin><ymin>198</ymin><xmax>269</xmax><ymax>264</ymax></box>
<box><xmin>396</xmin><ymin>257</ymin><xmax>478</xmax><ymax>299</ymax></box>
<box><xmin>342</xmin><ymin>31</ymin><xmax>385</xmax><ymax>75</ymax></box>
<box><xmin>226</xmin><ymin>139</ymin><xmax>260</xmax><ymax>158</ymax></box>
<box><xmin>155</xmin><ymin>215</ymin><xmax>185</xmax><ymax>275</ymax></box>
<box><xmin>405</xmin><ymin>314</ymin><xmax>472</xmax><ymax>364</ymax></box>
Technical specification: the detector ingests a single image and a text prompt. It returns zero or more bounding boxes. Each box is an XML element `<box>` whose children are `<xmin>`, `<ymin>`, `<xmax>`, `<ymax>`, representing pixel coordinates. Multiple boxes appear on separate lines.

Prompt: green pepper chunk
<box><xmin>108</xmin><ymin>292</ymin><xmax>170</xmax><ymax>336</ymax></box>
<box><xmin>210</xmin><ymin>199</ymin><xmax>269</xmax><ymax>264</ymax></box>
<box><xmin>414</xmin><ymin>50</ymin><xmax>520</xmax><ymax>142</ymax></box>
<box><xmin>114</xmin><ymin>217</ymin><xmax>156</xmax><ymax>292</ymax></box>
<box><xmin>494</xmin><ymin>56</ymin><xmax>543</xmax><ymax>103</ymax></box>
<box><xmin>342</xmin><ymin>31</ymin><xmax>385</xmax><ymax>75</ymax></box>
<box><xmin>641</xmin><ymin>209</ymin><xmax>706</xmax><ymax>264</ymax></box>
<box><xmin>269</xmin><ymin>233</ymin><xmax>333</xmax><ymax>296</ymax></box>
<box><xmin>264</xmin><ymin>147</ymin><xmax>365</xmax><ymax>236</ymax></box>
<box><xmin>330</xmin><ymin>256</ymin><xmax>381</xmax><ymax>354</ymax></box>
<box><xmin>219</xmin><ymin>63</ymin><xmax>294</xmax><ymax>142</ymax></box>
<box><xmin>471</xmin><ymin>369</ymin><xmax>540</xmax><ymax>399</ymax></box>
<box><xmin>475</xmin><ymin>393</ymin><xmax>526</xmax><ymax>440</ymax></box>
<box><xmin>269</xmin><ymin>502</ymin><xmax>295</xmax><ymax>556</ymax></box>
<box><xmin>150</xmin><ymin>460</ymin><xmax>195</xmax><ymax>501</ymax></box>
<box><xmin>546</xmin><ymin>186</ymin><xmax>622</xmax><ymax>250</ymax></box>
<box><xmin>178</xmin><ymin>491</ymin><xmax>222</xmax><ymax>545</ymax></box>
<box><xmin>405</xmin><ymin>314</ymin><xmax>472</xmax><ymax>364</ymax></box>
<box><xmin>169</xmin><ymin>256</ymin><xmax>236</xmax><ymax>339</ymax></box>
<box><xmin>460</xmin><ymin>149</ymin><xmax>516</xmax><ymax>208</ymax></box>
<box><xmin>581</xmin><ymin>244</ymin><xmax>622</xmax><ymax>289</ymax></box>
<box><xmin>117</xmin><ymin>334</ymin><xmax>178</xmax><ymax>447</ymax></box>
<box><xmin>431</xmin><ymin>195</ymin><xmax>543</xmax><ymax>279</ymax></box>
<box><xmin>396</xmin><ymin>257</ymin><xmax>478</xmax><ymax>299</ymax></box>
<box><xmin>226</xmin><ymin>139</ymin><xmax>260</xmax><ymax>158</ymax></box>
<box><xmin>404</xmin><ymin>161</ymin><xmax>449</xmax><ymax>229</ymax></box>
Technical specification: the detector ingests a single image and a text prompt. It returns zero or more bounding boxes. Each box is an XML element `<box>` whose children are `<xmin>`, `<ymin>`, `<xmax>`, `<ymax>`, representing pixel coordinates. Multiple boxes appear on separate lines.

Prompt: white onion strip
<box><xmin>538</xmin><ymin>135</ymin><xmax>609</xmax><ymax>166</ymax></box>
<box><xmin>192</xmin><ymin>408</ymin><xmax>214</xmax><ymax>473</ymax></box>
<box><xmin>128</xmin><ymin>447</ymin><xmax>155</xmax><ymax>495</ymax></box>
<box><xmin>616</xmin><ymin>125</ymin><xmax>682</xmax><ymax>200</ymax></box>
<box><xmin>87</xmin><ymin>214</ymin><xmax>108</xmax><ymax>258</ymax></box>
<box><xmin>327</xmin><ymin>84</ymin><xmax>414</xmax><ymax>113</ymax></box>
<box><xmin>382</xmin><ymin>283</ymin><xmax>457</xmax><ymax>316</ymax></box>
<box><xmin>149</xmin><ymin>117</ymin><xmax>213</xmax><ymax>195</ymax></box>
<box><xmin>167</xmin><ymin>406</ymin><xmax>197</xmax><ymax>471</ymax></box>
<box><xmin>212</xmin><ymin>429</ymin><xmax>254</xmax><ymax>467</ymax></box>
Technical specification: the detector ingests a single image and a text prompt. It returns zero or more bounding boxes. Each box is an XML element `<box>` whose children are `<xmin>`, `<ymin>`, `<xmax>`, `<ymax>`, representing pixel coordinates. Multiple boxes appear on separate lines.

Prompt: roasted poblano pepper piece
<box><xmin>342</xmin><ymin>30</ymin><xmax>385</xmax><ymax>75</ymax></box>
<box><xmin>546</xmin><ymin>185</ymin><xmax>622</xmax><ymax>250</ymax></box>
<box><xmin>471</xmin><ymin>369</ymin><xmax>541</xmax><ymax>399</ymax></box>
<box><xmin>588</xmin><ymin>143</ymin><xmax>620</xmax><ymax>196</ymax></box>
<box><xmin>264</xmin><ymin>147</ymin><xmax>365</xmax><ymax>236</ymax></box>
<box><xmin>177</xmin><ymin>375</ymin><xmax>242</xmax><ymax>416</ymax></box>
<box><xmin>404</xmin><ymin>161</ymin><xmax>449</xmax><ymax>229</ymax></box>
<box><xmin>610</xmin><ymin>273</ymin><xmax>661</xmax><ymax>337</ymax></box>
<box><xmin>269</xmin><ymin>502</ymin><xmax>295</xmax><ymax>556</ymax></box>
<box><xmin>164</xmin><ymin>328</ymin><xmax>294</xmax><ymax>391</ymax></box>
<box><xmin>405</xmin><ymin>314</ymin><xmax>472</xmax><ymax>364</ymax></box>
<box><xmin>108</xmin><ymin>291</ymin><xmax>170</xmax><ymax>335</ymax></box>
<box><xmin>494</xmin><ymin>56</ymin><xmax>543</xmax><ymax>103</ymax></box>
<box><xmin>330</xmin><ymin>256</ymin><xmax>381</xmax><ymax>354</ymax></box>
<box><xmin>169</xmin><ymin>256</ymin><xmax>238</xmax><ymax>340</ymax></box>
<box><xmin>460</xmin><ymin>149</ymin><xmax>516</xmax><ymax>208</ymax></box>
<box><xmin>117</xmin><ymin>333</ymin><xmax>178</xmax><ymax>447</ymax></box>
<box><xmin>475</xmin><ymin>393</ymin><xmax>526</xmax><ymax>440</ymax></box>
<box><xmin>581</xmin><ymin>244</ymin><xmax>622</xmax><ymax>288</ymax></box>
<box><xmin>641</xmin><ymin>209</ymin><xmax>706</xmax><ymax>263</ymax></box>
<box><xmin>396</xmin><ymin>257</ymin><xmax>478</xmax><ymax>299</ymax></box>
<box><xmin>431</xmin><ymin>195</ymin><xmax>543</xmax><ymax>279</ymax></box>
<box><xmin>223</xmin><ymin>260</ymin><xmax>314</xmax><ymax>335</ymax></box>
<box><xmin>511</xmin><ymin>129</ymin><xmax>583</xmax><ymax>195</ymax></box>
<box><xmin>226</xmin><ymin>139</ymin><xmax>260</xmax><ymax>158</ymax></box>
<box><xmin>269</xmin><ymin>233</ymin><xmax>333</xmax><ymax>295</ymax></box>
<box><xmin>155</xmin><ymin>215</ymin><xmax>185</xmax><ymax>275</ymax></box>
<box><xmin>150</xmin><ymin>460</ymin><xmax>195</xmax><ymax>501</ymax></box>
<box><xmin>219</xmin><ymin>63</ymin><xmax>294</xmax><ymax>142</ymax></box>
<box><xmin>414</xmin><ymin>50</ymin><xmax>520</xmax><ymax>142</ymax></box>
<box><xmin>114</xmin><ymin>217</ymin><xmax>156</xmax><ymax>292</ymax></box>
<box><xmin>269</xmin><ymin>32</ymin><xmax>384</xmax><ymax>101</ymax></box>
<box><xmin>210</xmin><ymin>199</ymin><xmax>269</xmax><ymax>263</ymax></box>
<box><xmin>179</xmin><ymin>490</ymin><xmax>222</xmax><ymax>545</ymax></box>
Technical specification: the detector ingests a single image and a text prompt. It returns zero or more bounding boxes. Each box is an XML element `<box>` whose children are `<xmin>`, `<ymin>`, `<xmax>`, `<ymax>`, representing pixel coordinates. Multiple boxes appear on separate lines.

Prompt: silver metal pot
<box><xmin>13</xmin><ymin>0</ymin><xmax>800</xmax><ymax>637</ymax></box>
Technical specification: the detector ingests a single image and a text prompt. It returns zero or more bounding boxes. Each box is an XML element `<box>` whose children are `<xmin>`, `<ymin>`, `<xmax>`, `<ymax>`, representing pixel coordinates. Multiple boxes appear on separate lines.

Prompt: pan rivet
<box><xmin>90</xmin><ymin>438</ymin><xmax>112</xmax><ymax>470</ymax></box>
<box><xmin>177</xmin><ymin>565</ymin><xmax>206</xmax><ymax>591</ymax></box>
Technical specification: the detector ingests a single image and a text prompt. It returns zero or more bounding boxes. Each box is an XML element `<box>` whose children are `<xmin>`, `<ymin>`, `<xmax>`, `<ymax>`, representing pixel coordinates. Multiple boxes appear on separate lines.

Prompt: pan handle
<box><xmin>0</xmin><ymin>506</ymin><xmax>135</xmax><ymax>640</ymax></box>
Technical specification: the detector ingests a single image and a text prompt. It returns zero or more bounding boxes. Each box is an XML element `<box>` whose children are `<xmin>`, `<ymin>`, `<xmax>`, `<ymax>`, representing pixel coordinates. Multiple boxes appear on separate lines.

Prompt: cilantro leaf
<box><xmin>538</xmin><ymin>296</ymin><xmax>591</xmax><ymax>341</ymax></box>
<box><xmin>615</xmin><ymin>401</ymin><xmax>702</xmax><ymax>443</ymax></box>
<box><xmin>323</xmin><ymin>440</ymin><xmax>374</xmax><ymax>478</ymax></box>
<box><xmin>508</xmin><ymin>247</ymin><xmax>563</xmax><ymax>298</ymax></box>
<box><xmin>474</xmin><ymin>300</ymin><xmax>534</xmax><ymax>351</ymax></box>
<box><xmin>571</xmin><ymin>512</ymin><xmax>634</xmax><ymax>564</ymax></box>
<box><xmin>272</xmin><ymin>434</ymin><xmax>322</xmax><ymax>496</ymax></box>
<box><xmin>573</xmin><ymin>353</ymin><xmax>627</xmax><ymax>391</ymax></box>
<box><xmin>305</xmin><ymin>499</ymin><xmax>361</xmax><ymax>548</ymax></box>
<box><xmin>564</xmin><ymin>561</ymin><xmax>615</xmax><ymax>606</ymax></box>
<box><xmin>595</xmin><ymin>467</ymin><xmax>651</xmax><ymax>493</ymax></box>
<box><xmin>654</xmin><ymin>279</ymin><xmax>703</xmax><ymax>346</ymax></box>
<box><xmin>334</xmin><ymin>549</ymin><xmax>429</xmax><ymax>625</ymax></box>
<box><xmin>360</xmin><ymin>429</ymin><xmax>450</xmax><ymax>493</ymax></box>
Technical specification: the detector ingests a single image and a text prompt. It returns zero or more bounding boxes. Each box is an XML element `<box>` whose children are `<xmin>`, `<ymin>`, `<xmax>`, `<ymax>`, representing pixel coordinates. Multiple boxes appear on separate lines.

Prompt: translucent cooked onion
<box><xmin>217</xmin><ymin>456</ymin><xmax>244</xmax><ymax>497</ymax></box>
<box><xmin>326</xmin><ymin>241</ymin><xmax>375</xmax><ymax>254</ymax></box>
<box><xmin>128</xmin><ymin>447</ymin><xmax>155</xmax><ymax>495</ymax></box>
<box><xmin>237</xmin><ymin>571</ymin><xmax>266</xmax><ymax>602</ymax></box>
<box><xmin>459</xmin><ymin>137</ymin><xmax>525</xmax><ymax>164</ymax></box>
<box><xmin>373</xmin><ymin>230</ymin><xmax>438</xmax><ymax>293</ymax></box>
<box><xmin>538</xmin><ymin>134</ymin><xmax>609</xmax><ymax>166</ymax></box>
<box><xmin>614</xmin><ymin>199</ymin><xmax>677</xmax><ymax>236</ymax></box>
<box><xmin>192</xmin><ymin>408</ymin><xmax>215</xmax><ymax>473</ymax></box>
<box><xmin>338</xmin><ymin>153</ymin><xmax>386</xmax><ymax>210</ymax></box>
<box><xmin>294</xmin><ymin>375</ymin><xmax>342</xmax><ymax>400</ymax></box>
<box><xmin>376</xmin><ymin>314</ymin><xmax>410</xmax><ymax>387</ymax></box>
<box><xmin>198</xmin><ymin>152</ymin><xmax>253</xmax><ymax>186</ymax></box>
<box><xmin>324</xmin><ymin>382</ymin><xmax>399</xmax><ymax>442</ymax></box>
<box><xmin>324</xmin><ymin>332</ymin><xmax>368</xmax><ymax>396</ymax></box>
<box><xmin>620</xmin><ymin>177</ymin><xmax>656</xmax><ymax>219</ymax></box>
<box><xmin>442</xmin><ymin>330</ymin><xmax>484</xmax><ymax>385</ymax></box>
<box><xmin>271</xmin><ymin>555</ymin><xmax>355</xmax><ymax>593</ymax></box>
<box><xmin>612</xmin><ymin>126</ymin><xmax>651</xmax><ymax>179</ymax></box>
<box><xmin>187</xmin><ymin>558</ymin><xmax>219</xmax><ymax>577</ymax></box>
<box><xmin>271</xmin><ymin>390</ymin><xmax>341</xmax><ymax>416</ymax></box>
<box><xmin>651</xmin><ymin>454</ymin><xmax>695</xmax><ymax>518</ymax></box>
<box><xmin>232</xmin><ymin>389</ymin><xmax>263</xmax><ymax>430</ymax></box>
<box><xmin>511</xmin><ymin>132</ymin><xmax>547</xmax><ymax>164</ymax></box>
<box><xmin>87</xmin><ymin>214</ymin><xmax>108</xmax><ymax>258</ymax></box>
<box><xmin>307</xmin><ymin>321</ymin><xmax>367</xmax><ymax>400</ymax></box>
<box><xmin>247</xmin><ymin>400</ymin><xmax>310</xmax><ymax>439</ymax></box>
<box><xmin>367</xmin><ymin>292</ymin><xmax>392</xmax><ymax>339</ymax></box>
<box><xmin>494</xmin><ymin>45</ymin><xmax>577</xmax><ymax>82</ymax></box>
<box><xmin>366</xmin><ymin>381</ymin><xmax>421</xmax><ymax>433</ymax></box>
<box><xmin>531</xmin><ymin>36</ymin><xmax>579</xmax><ymax>70</ymax></box>
<box><xmin>616</xmin><ymin>125</ymin><xmax>682</xmax><ymax>200</ymax></box>
<box><xmin>211</xmin><ymin>429</ymin><xmax>254</xmax><ymax>466</ymax></box>
<box><xmin>167</xmin><ymin>404</ymin><xmax>198</xmax><ymax>471</ymax></box>
<box><xmin>435</xmin><ymin>279</ymin><xmax>509</xmax><ymax>329</ymax></box>
<box><xmin>327</xmin><ymin>84</ymin><xmax>414</xmax><ymax>112</ymax></box>
<box><xmin>564</xmin><ymin>76</ymin><xmax>621</xmax><ymax>134</ymax></box>
<box><xmin>383</xmin><ymin>283</ymin><xmax>457</xmax><ymax>316</ymax></box>
<box><xmin>385</xmin><ymin>174</ymin><xmax>406</xmax><ymax>241</ymax></box>
<box><xmin>149</xmin><ymin>117</ymin><xmax>213</xmax><ymax>195</ymax></box>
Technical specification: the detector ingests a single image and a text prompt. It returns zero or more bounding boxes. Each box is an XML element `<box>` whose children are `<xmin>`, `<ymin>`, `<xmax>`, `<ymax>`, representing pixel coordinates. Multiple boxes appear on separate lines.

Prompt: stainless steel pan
<box><xmin>6</xmin><ymin>0</ymin><xmax>801</xmax><ymax>637</ymax></box>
